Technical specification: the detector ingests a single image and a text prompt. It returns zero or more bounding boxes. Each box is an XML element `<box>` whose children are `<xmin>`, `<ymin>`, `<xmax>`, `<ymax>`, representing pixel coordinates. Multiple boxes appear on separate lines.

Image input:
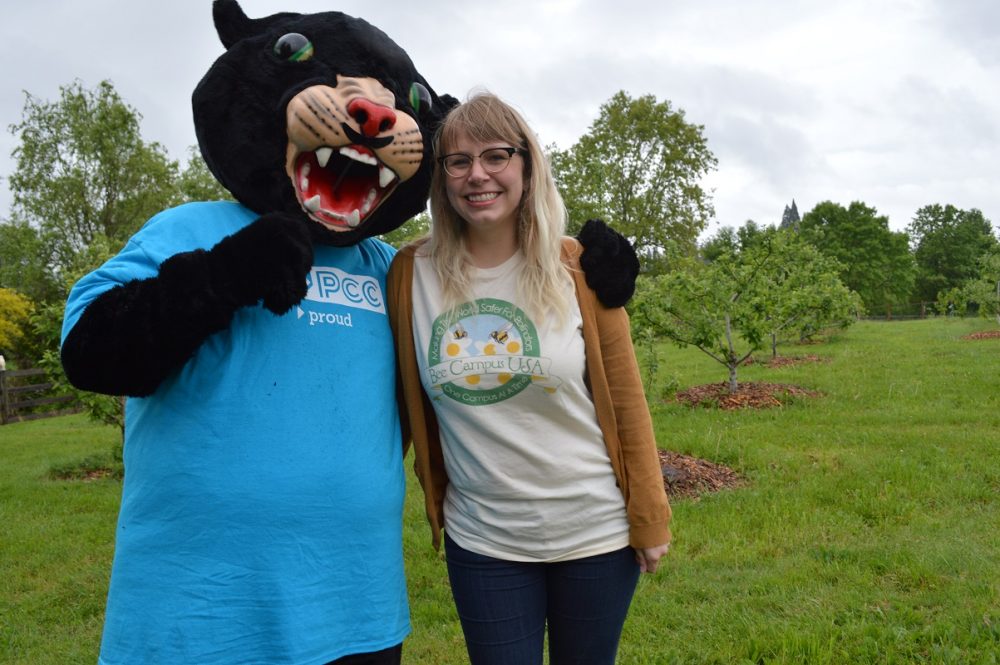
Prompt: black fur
<box><xmin>63</xmin><ymin>1</ymin><xmax>452</xmax><ymax>397</ymax></box>
<box><xmin>193</xmin><ymin>0</ymin><xmax>456</xmax><ymax>246</ymax></box>
<box><xmin>61</xmin><ymin>0</ymin><xmax>637</xmax><ymax>399</ymax></box>
<box><xmin>62</xmin><ymin>212</ymin><xmax>314</xmax><ymax>396</ymax></box>
<box><xmin>578</xmin><ymin>219</ymin><xmax>641</xmax><ymax>308</ymax></box>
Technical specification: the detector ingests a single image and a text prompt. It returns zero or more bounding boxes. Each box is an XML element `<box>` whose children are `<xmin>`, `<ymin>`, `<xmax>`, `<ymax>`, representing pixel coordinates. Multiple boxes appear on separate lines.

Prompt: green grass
<box><xmin>2</xmin><ymin>318</ymin><xmax>999</xmax><ymax>664</ymax></box>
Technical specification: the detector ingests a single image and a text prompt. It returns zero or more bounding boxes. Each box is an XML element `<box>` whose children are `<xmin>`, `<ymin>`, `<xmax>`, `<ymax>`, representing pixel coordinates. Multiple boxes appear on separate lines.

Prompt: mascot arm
<box><xmin>576</xmin><ymin>219</ymin><xmax>641</xmax><ymax>308</ymax></box>
<box><xmin>61</xmin><ymin>212</ymin><xmax>313</xmax><ymax>397</ymax></box>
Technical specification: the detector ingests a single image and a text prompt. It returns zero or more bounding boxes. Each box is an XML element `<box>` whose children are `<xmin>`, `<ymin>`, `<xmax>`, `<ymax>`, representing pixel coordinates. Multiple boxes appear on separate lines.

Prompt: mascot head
<box><xmin>193</xmin><ymin>0</ymin><xmax>455</xmax><ymax>246</ymax></box>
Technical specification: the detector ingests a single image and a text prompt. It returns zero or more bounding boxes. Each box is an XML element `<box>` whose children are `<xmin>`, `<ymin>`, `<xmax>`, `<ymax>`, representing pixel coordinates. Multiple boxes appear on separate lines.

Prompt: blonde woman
<box><xmin>387</xmin><ymin>92</ymin><xmax>670</xmax><ymax>665</ymax></box>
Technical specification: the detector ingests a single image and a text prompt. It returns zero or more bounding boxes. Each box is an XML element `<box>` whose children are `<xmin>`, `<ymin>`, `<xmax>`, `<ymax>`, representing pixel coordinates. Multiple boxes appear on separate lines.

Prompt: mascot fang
<box><xmin>59</xmin><ymin>2</ymin><xmax>638</xmax><ymax>663</ymax></box>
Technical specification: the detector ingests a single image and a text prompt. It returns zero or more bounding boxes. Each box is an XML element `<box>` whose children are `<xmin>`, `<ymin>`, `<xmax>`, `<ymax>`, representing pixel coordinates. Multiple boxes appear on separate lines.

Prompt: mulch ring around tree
<box><xmin>659</xmin><ymin>450</ymin><xmax>745</xmax><ymax>499</ymax></box>
<box><xmin>962</xmin><ymin>329</ymin><xmax>1000</xmax><ymax>340</ymax></box>
<box><xmin>743</xmin><ymin>354</ymin><xmax>827</xmax><ymax>368</ymax></box>
<box><xmin>660</xmin><ymin>380</ymin><xmax>824</xmax><ymax>497</ymax></box>
<box><xmin>674</xmin><ymin>381</ymin><xmax>822</xmax><ymax>410</ymax></box>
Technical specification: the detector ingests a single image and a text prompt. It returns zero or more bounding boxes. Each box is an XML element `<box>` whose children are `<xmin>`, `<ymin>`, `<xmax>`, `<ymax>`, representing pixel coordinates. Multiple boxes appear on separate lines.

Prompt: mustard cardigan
<box><xmin>387</xmin><ymin>238</ymin><xmax>671</xmax><ymax>551</ymax></box>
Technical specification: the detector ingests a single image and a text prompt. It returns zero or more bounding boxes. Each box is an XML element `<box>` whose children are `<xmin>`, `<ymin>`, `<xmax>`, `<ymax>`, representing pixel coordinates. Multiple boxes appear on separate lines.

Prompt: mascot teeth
<box><xmin>362</xmin><ymin>188</ymin><xmax>377</xmax><ymax>214</ymax></box>
<box><xmin>347</xmin><ymin>210</ymin><xmax>361</xmax><ymax>227</ymax></box>
<box><xmin>304</xmin><ymin>195</ymin><xmax>322</xmax><ymax>212</ymax></box>
<box><xmin>315</xmin><ymin>147</ymin><xmax>333</xmax><ymax>168</ymax></box>
<box><xmin>379</xmin><ymin>165</ymin><xmax>395</xmax><ymax>188</ymax></box>
<box><xmin>340</xmin><ymin>146</ymin><xmax>378</xmax><ymax>166</ymax></box>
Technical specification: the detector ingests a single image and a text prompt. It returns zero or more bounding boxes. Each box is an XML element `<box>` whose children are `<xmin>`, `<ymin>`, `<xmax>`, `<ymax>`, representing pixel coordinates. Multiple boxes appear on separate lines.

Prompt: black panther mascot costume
<box><xmin>60</xmin><ymin>2</ymin><xmax>639</xmax><ymax>663</ymax></box>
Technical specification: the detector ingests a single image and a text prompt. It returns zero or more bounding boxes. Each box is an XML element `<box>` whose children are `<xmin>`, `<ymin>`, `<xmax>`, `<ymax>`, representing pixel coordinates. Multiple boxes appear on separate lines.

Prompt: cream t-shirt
<box><xmin>411</xmin><ymin>250</ymin><xmax>630</xmax><ymax>562</ymax></box>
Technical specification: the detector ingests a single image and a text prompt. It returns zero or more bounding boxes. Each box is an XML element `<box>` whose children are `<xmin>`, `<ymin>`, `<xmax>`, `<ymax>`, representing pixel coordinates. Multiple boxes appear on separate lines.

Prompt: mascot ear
<box><xmin>438</xmin><ymin>94</ymin><xmax>460</xmax><ymax>113</ymax></box>
<box><xmin>429</xmin><ymin>93</ymin><xmax>460</xmax><ymax>133</ymax></box>
<box><xmin>213</xmin><ymin>0</ymin><xmax>254</xmax><ymax>49</ymax></box>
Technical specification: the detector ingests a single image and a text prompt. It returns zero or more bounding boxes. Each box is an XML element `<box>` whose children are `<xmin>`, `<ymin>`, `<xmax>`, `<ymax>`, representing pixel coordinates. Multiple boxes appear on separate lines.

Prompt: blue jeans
<box><xmin>444</xmin><ymin>533</ymin><xmax>640</xmax><ymax>665</ymax></box>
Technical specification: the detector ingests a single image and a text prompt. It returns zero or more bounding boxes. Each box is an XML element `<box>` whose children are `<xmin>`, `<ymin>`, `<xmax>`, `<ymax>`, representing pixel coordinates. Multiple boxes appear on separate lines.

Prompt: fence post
<box><xmin>0</xmin><ymin>370</ymin><xmax>8</xmax><ymax>425</ymax></box>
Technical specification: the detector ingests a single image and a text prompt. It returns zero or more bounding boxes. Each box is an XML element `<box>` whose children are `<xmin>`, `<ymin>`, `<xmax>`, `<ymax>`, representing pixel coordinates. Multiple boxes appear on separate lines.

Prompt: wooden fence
<box><xmin>0</xmin><ymin>368</ymin><xmax>81</xmax><ymax>425</ymax></box>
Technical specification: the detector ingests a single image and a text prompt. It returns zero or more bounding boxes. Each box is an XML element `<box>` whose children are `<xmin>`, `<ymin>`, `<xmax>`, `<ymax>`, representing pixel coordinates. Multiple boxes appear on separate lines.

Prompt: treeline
<box><xmin>0</xmin><ymin>81</ymin><xmax>997</xmax><ymax>401</ymax></box>
<box><xmin>544</xmin><ymin>91</ymin><xmax>997</xmax><ymax>392</ymax></box>
<box><xmin>702</xmin><ymin>201</ymin><xmax>999</xmax><ymax>320</ymax></box>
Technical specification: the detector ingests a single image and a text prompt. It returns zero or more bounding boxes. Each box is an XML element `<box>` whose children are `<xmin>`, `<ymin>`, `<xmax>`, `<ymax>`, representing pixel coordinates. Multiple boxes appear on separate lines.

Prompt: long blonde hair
<box><xmin>425</xmin><ymin>91</ymin><xmax>572</xmax><ymax>326</ymax></box>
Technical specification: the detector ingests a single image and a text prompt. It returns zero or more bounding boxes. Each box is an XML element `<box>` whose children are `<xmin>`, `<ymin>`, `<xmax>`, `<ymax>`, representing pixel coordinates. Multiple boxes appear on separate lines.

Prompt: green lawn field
<box><xmin>2</xmin><ymin>318</ymin><xmax>998</xmax><ymax>664</ymax></box>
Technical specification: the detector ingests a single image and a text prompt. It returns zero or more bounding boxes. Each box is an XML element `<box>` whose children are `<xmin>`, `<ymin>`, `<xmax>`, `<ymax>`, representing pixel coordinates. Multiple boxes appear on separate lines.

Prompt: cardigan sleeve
<box><xmin>386</xmin><ymin>244</ymin><xmax>449</xmax><ymax>549</ymax></box>
<box><xmin>594</xmin><ymin>298</ymin><xmax>672</xmax><ymax>548</ymax></box>
<box><xmin>562</xmin><ymin>238</ymin><xmax>671</xmax><ymax>549</ymax></box>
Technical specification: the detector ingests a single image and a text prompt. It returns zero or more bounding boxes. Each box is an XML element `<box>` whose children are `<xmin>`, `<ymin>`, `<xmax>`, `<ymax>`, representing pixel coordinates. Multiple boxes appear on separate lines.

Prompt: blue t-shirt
<box><xmin>62</xmin><ymin>202</ymin><xmax>408</xmax><ymax>665</ymax></box>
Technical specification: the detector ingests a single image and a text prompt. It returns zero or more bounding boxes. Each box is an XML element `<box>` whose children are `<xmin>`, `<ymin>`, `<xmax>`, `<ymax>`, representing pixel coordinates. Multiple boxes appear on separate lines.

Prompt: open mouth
<box><xmin>294</xmin><ymin>145</ymin><xmax>398</xmax><ymax>230</ymax></box>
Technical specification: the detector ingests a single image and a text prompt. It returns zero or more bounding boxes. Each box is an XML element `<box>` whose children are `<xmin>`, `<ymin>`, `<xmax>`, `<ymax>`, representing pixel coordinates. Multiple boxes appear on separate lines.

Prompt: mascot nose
<box><xmin>347</xmin><ymin>98</ymin><xmax>397</xmax><ymax>137</ymax></box>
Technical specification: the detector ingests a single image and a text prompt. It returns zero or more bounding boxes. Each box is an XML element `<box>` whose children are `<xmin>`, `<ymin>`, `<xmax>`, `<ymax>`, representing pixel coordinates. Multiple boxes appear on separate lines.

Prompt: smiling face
<box><xmin>442</xmin><ymin>132</ymin><xmax>525</xmax><ymax>240</ymax></box>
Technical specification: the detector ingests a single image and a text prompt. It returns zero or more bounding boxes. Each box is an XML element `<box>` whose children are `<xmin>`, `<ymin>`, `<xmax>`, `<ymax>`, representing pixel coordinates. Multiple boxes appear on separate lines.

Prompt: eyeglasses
<box><xmin>438</xmin><ymin>147</ymin><xmax>523</xmax><ymax>178</ymax></box>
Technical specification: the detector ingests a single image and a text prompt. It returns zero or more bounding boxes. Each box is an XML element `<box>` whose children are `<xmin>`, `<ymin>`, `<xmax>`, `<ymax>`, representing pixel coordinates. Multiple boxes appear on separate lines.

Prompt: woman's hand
<box><xmin>635</xmin><ymin>543</ymin><xmax>670</xmax><ymax>573</ymax></box>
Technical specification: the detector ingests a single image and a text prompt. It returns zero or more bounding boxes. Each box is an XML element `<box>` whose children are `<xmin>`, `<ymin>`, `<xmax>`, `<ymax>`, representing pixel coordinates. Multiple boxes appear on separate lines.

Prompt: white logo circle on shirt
<box><xmin>427</xmin><ymin>298</ymin><xmax>546</xmax><ymax>406</ymax></box>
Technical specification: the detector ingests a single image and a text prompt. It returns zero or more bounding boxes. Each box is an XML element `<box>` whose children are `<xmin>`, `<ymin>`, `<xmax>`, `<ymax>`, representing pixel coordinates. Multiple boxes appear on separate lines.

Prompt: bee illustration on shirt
<box><xmin>489</xmin><ymin>322</ymin><xmax>513</xmax><ymax>345</ymax></box>
<box><xmin>452</xmin><ymin>322</ymin><xmax>468</xmax><ymax>340</ymax></box>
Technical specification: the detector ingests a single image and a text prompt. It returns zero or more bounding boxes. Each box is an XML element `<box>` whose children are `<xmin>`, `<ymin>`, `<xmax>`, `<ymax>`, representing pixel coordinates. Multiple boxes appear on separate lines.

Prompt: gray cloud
<box><xmin>1</xmin><ymin>0</ymin><xmax>996</xmax><ymax>237</ymax></box>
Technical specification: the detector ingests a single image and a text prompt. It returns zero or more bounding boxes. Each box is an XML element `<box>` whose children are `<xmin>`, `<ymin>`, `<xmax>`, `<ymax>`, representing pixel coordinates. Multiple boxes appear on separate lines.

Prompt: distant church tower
<box><xmin>780</xmin><ymin>199</ymin><xmax>800</xmax><ymax>231</ymax></box>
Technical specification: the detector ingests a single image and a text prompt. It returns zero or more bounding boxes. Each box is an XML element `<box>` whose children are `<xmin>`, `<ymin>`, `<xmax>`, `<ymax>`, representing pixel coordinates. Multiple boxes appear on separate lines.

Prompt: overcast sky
<box><xmin>2</xmin><ymin>0</ymin><xmax>998</xmax><ymax>239</ymax></box>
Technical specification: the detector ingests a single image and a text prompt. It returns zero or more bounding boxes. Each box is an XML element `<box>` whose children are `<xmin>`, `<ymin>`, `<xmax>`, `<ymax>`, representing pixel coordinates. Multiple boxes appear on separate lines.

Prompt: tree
<box><xmin>800</xmin><ymin>201</ymin><xmax>915</xmax><ymax>316</ymax></box>
<box><xmin>29</xmin><ymin>240</ymin><xmax>127</xmax><ymax>440</ymax></box>
<box><xmin>177</xmin><ymin>146</ymin><xmax>233</xmax><ymax>203</ymax></box>
<box><xmin>550</xmin><ymin>91</ymin><xmax>716</xmax><ymax>271</ymax></box>
<box><xmin>699</xmin><ymin>220</ymin><xmax>769</xmax><ymax>263</ymax></box>
<box><xmin>700</xmin><ymin>226</ymin><xmax>740</xmax><ymax>263</ymax></box>
<box><xmin>0</xmin><ymin>288</ymin><xmax>34</xmax><ymax>363</ymax></box>
<box><xmin>5</xmin><ymin>80</ymin><xmax>182</xmax><ymax>300</ymax></box>
<box><xmin>3</xmin><ymin>80</ymin><xmax>235</xmax><ymax>433</ymax></box>
<box><xmin>379</xmin><ymin>211</ymin><xmax>430</xmax><ymax>248</ymax></box>
<box><xmin>632</xmin><ymin>260</ymin><xmax>757</xmax><ymax>393</ymax></box>
<box><xmin>631</xmin><ymin>230</ymin><xmax>857</xmax><ymax>392</ymax></box>
<box><xmin>0</xmin><ymin>220</ymin><xmax>59</xmax><ymax>303</ymax></box>
<box><xmin>747</xmin><ymin>232</ymin><xmax>861</xmax><ymax>354</ymax></box>
<box><xmin>961</xmin><ymin>247</ymin><xmax>1000</xmax><ymax>324</ymax></box>
<box><xmin>907</xmin><ymin>204</ymin><xmax>998</xmax><ymax>305</ymax></box>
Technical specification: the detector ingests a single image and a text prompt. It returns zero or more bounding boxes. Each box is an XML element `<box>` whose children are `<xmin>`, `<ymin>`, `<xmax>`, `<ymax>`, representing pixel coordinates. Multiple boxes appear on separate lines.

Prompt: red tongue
<box><xmin>301</xmin><ymin>153</ymin><xmax>368</xmax><ymax>213</ymax></box>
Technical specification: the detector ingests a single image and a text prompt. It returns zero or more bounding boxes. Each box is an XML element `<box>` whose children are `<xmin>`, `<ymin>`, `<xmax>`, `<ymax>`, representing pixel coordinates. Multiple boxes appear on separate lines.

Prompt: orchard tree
<box><xmin>907</xmin><ymin>204</ymin><xmax>998</xmax><ymax>305</ymax></box>
<box><xmin>550</xmin><ymin>91</ymin><xmax>716</xmax><ymax>271</ymax></box>
<box><xmin>800</xmin><ymin>201</ymin><xmax>915</xmax><ymax>316</ymax></box>
<box><xmin>961</xmin><ymin>247</ymin><xmax>1000</xmax><ymax>324</ymax></box>
<box><xmin>632</xmin><ymin>259</ymin><xmax>758</xmax><ymax>393</ymax></box>
<box><xmin>747</xmin><ymin>232</ymin><xmax>861</xmax><ymax>354</ymax></box>
<box><xmin>631</xmin><ymin>230</ymin><xmax>856</xmax><ymax>392</ymax></box>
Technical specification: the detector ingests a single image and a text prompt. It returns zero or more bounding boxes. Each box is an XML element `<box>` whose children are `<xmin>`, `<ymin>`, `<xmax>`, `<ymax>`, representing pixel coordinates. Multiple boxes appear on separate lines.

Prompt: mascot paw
<box><xmin>577</xmin><ymin>219</ymin><xmax>640</xmax><ymax>308</ymax></box>
<box><xmin>209</xmin><ymin>213</ymin><xmax>314</xmax><ymax>315</ymax></box>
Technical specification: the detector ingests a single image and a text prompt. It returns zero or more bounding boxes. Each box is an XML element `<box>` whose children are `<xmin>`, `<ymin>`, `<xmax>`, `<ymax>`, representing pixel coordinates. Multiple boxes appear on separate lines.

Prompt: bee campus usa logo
<box><xmin>426</xmin><ymin>298</ymin><xmax>559</xmax><ymax>406</ymax></box>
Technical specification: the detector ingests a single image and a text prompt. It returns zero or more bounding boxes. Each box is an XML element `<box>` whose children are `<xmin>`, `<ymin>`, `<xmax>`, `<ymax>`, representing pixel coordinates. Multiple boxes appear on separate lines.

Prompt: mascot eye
<box><xmin>274</xmin><ymin>33</ymin><xmax>314</xmax><ymax>62</ymax></box>
<box><xmin>409</xmin><ymin>82</ymin><xmax>432</xmax><ymax>115</ymax></box>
